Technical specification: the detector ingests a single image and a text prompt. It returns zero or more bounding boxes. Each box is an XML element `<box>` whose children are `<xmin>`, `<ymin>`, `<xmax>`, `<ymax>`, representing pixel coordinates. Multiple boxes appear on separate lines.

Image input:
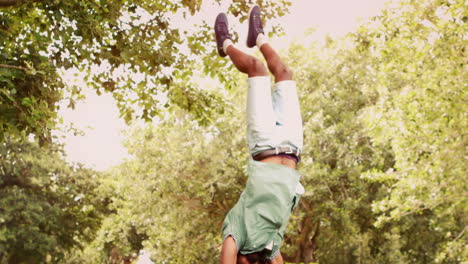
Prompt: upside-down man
<box><xmin>215</xmin><ymin>5</ymin><xmax>305</xmax><ymax>264</ymax></box>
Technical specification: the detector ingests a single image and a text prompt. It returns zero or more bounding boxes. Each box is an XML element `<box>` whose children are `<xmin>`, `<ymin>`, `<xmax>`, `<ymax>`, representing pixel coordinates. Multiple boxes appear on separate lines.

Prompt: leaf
<box><xmin>22</xmin><ymin>97</ymin><xmax>33</xmax><ymax>106</ymax></box>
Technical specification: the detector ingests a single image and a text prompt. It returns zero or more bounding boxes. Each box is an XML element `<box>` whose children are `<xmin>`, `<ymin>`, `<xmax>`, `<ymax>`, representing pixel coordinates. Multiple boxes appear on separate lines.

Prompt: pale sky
<box><xmin>57</xmin><ymin>0</ymin><xmax>399</xmax><ymax>171</ymax></box>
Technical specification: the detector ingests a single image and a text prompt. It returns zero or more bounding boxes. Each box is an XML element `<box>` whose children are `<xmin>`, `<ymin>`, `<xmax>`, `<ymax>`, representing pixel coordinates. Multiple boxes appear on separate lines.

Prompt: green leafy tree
<box><xmin>0</xmin><ymin>139</ymin><xmax>110</xmax><ymax>263</ymax></box>
<box><xmin>0</xmin><ymin>0</ymin><xmax>291</xmax><ymax>143</ymax></box>
<box><xmin>65</xmin><ymin>0</ymin><xmax>466</xmax><ymax>263</ymax></box>
<box><xmin>284</xmin><ymin>0</ymin><xmax>466</xmax><ymax>263</ymax></box>
<box><xmin>358</xmin><ymin>0</ymin><xmax>467</xmax><ymax>262</ymax></box>
<box><xmin>84</xmin><ymin>102</ymin><xmax>247</xmax><ymax>263</ymax></box>
<box><xmin>271</xmin><ymin>30</ymin><xmax>409</xmax><ymax>262</ymax></box>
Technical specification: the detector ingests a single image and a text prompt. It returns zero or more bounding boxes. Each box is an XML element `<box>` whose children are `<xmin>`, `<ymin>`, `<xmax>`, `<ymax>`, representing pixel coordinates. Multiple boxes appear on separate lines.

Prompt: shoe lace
<box><xmin>216</xmin><ymin>22</ymin><xmax>231</xmax><ymax>38</ymax></box>
<box><xmin>216</xmin><ymin>22</ymin><xmax>227</xmax><ymax>31</ymax></box>
<box><xmin>252</xmin><ymin>15</ymin><xmax>263</xmax><ymax>32</ymax></box>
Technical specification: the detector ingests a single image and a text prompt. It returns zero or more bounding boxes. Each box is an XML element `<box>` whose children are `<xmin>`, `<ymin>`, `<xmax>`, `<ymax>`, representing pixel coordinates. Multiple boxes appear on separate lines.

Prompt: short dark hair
<box><xmin>241</xmin><ymin>249</ymin><xmax>271</xmax><ymax>264</ymax></box>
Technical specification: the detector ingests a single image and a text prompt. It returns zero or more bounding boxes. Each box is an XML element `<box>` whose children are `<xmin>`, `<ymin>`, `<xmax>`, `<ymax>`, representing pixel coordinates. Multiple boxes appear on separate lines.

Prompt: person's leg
<box><xmin>225</xmin><ymin>46</ymin><xmax>278</xmax><ymax>155</ymax></box>
<box><xmin>214</xmin><ymin>12</ymin><xmax>269</xmax><ymax>78</ymax></box>
<box><xmin>226</xmin><ymin>45</ymin><xmax>268</xmax><ymax>78</ymax></box>
<box><xmin>262</xmin><ymin>43</ymin><xmax>302</xmax><ymax>153</ymax></box>
<box><xmin>259</xmin><ymin>43</ymin><xmax>292</xmax><ymax>83</ymax></box>
<box><xmin>257</xmin><ymin>40</ymin><xmax>302</xmax><ymax>148</ymax></box>
<box><xmin>246</xmin><ymin>6</ymin><xmax>292</xmax><ymax>82</ymax></box>
<box><xmin>215</xmin><ymin>13</ymin><xmax>277</xmax><ymax>155</ymax></box>
<box><xmin>248</xmin><ymin>6</ymin><xmax>303</xmax><ymax>155</ymax></box>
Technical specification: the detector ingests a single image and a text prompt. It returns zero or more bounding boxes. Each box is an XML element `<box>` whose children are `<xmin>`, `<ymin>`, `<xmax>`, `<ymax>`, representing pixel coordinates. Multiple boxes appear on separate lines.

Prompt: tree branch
<box><xmin>0</xmin><ymin>0</ymin><xmax>21</xmax><ymax>7</ymax></box>
<box><xmin>0</xmin><ymin>63</ymin><xmax>29</xmax><ymax>70</ymax></box>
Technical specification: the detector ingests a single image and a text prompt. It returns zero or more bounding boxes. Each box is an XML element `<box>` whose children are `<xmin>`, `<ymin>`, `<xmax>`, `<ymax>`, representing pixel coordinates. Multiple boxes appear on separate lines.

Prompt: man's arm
<box><xmin>220</xmin><ymin>236</ymin><xmax>237</xmax><ymax>264</ymax></box>
<box><xmin>271</xmin><ymin>252</ymin><xmax>284</xmax><ymax>264</ymax></box>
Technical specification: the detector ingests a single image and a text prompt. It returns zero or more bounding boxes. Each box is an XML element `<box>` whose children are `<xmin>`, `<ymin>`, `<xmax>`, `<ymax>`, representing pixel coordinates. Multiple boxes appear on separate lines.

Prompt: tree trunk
<box><xmin>282</xmin><ymin>220</ymin><xmax>320</xmax><ymax>263</ymax></box>
<box><xmin>283</xmin><ymin>199</ymin><xmax>320</xmax><ymax>263</ymax></box>
<box><xmin>301</xmin><ymin>221</ymin><xmax>320</xmax><ymax>263</ymax></box>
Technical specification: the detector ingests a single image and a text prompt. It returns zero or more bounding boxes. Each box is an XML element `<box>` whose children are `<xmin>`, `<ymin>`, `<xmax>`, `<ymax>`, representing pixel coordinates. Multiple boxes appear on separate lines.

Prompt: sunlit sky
<box><xmin>57</xmin><ymin>0</ymin><xmax>400</xmax><ymax>171</ymax></box>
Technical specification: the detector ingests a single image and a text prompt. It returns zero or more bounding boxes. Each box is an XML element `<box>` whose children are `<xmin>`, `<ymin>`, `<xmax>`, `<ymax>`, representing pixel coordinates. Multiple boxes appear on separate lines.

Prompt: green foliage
<box><xmin>76</xmin><ymin>0</ymin><xmax>466</xmax><ymax>263</ymax></box>
<box><xmin>0</xmin><ymin>0</ymin><xmax>291</xmax><ymax>142</ymax></box>
<box><xmin>4</xmin><ymin>0</ymin><xmax>465</xmax><ymax>263</ymax></box>
<box><xmin>281</xmin><ymin>36</ymin><xmax>396</xmax><ymax>264</ymax></box>
<box><xmin>281</xmin><ymin>0</ymin><xmax>467</xmax><ymax>263</ymax></box>
<box><xmin>0</xmin><ymin>139</ymin><xmax>110</xmax><ymax>263</ymax></box>
<box><xmin>285</xmin><ymin>0</ymin><xmax>466</xmax><ymax>262</ymax></box>
<box><xmin>358</xmin><ymin>0</ymin><xmax>467</xmax><ymax>262</ymax></box>
<box><xmin>83</xmin><ymin>102</ymin><xmax>248</xmax><ymax>263</ymax></box>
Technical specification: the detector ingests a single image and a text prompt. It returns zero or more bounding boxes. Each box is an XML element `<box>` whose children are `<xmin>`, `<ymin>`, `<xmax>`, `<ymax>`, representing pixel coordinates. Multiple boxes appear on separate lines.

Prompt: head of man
<box><xmin>237</xmin><ymin>250</ymin><xmax>271</xmax><ymax>264</ymax></box>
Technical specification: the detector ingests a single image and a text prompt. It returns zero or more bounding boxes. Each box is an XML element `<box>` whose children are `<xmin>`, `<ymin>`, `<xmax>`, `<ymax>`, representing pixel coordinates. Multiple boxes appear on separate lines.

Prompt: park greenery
<box><xmin>0</xmin><ymin>0</ymin><xmax>466</xmax><ymax>263</ymax></box>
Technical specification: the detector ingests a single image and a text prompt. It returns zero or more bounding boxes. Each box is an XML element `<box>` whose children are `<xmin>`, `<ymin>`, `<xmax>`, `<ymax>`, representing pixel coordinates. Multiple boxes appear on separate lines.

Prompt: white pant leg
<box><xmin>246</xmin><ymin>76</ymin><xmax>277</xmax><ymax>155</ymax></box>
<box><xmin>272</xmin><ymin>80</ymin><xmax>303</xmax><ymax>152</ymax></box>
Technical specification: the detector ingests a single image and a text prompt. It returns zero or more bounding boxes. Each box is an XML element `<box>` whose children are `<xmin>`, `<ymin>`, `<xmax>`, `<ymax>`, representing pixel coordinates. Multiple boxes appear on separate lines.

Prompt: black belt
<box><xmin>252</xmin><ymin>147</ymin><xmax>301</xmax><ymax>162</ymax></box>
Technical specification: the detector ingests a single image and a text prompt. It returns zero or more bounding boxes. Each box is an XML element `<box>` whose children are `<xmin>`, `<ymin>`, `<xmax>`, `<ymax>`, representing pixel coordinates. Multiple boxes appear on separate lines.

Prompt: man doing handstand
<box><xmin>215</xmin><ymin>6</ymin><xmax>304</xmax><ymax>264</ymax></box>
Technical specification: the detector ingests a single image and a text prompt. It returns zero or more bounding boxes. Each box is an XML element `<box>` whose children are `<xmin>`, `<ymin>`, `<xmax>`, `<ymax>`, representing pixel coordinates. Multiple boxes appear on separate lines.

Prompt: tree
<box><xmin>279</xmin><ymin>37</ymin><xmax>395</xmax><ymax>264</ymax></box>
<box><xmin>284</xmin><ymin>0</ymin><xmax>466</xmax><ymax>262</ymax></box>
<box><xmin>86</xmin><ymin>101</ymin><xmax>248</xmax><ymax>263</ymax></box>
<box><xmin>0</xmin><ymin>139</ymin><xmax>110</xmax><ymax>263</ymax></box>
<box><xmin>64</xmin><ymin>0</ymin><xmax>466</xmax><ymax>263</ymax></box>
<box><xmin>284</xmin><ymin>1</ymin><xmax>466</xmax><ymax>263</ymax></box>
<box><xmin>0</xmin><ymin>0</ymin><xmax>291</xmax><ymax>143</ymax></box>
<box><xmin>358</xmin><ymin>0</ymin><xmax>467</xmax><ymax>262</ymax></box>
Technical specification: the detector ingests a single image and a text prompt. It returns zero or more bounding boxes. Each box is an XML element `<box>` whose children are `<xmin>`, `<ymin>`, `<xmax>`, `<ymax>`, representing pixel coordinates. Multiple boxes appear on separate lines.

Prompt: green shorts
<box><xmin>222</xmin><ymin>158</ymin><xmax>303</xmax><ymax>260</ymax></box>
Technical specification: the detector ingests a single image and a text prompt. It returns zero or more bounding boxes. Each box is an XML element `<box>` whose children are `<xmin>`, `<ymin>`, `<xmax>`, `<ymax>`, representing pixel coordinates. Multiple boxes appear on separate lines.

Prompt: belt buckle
<box><xmin>285</xmin><ymin>146</ymin><xmax>294</xmax><ymax>154</ymax></box>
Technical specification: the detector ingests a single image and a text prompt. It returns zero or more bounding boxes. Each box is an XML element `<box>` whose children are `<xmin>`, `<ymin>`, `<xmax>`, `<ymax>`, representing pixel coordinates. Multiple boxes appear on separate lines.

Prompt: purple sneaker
<box><xmin>246</xmin><ymin>5</ymin><xmax>264</xmax><ymax>48</ymax></box>
<box><xmin>214</xmin><ymin>13</ymin><xmax>232</xmax><ymax>57</ymax></box>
